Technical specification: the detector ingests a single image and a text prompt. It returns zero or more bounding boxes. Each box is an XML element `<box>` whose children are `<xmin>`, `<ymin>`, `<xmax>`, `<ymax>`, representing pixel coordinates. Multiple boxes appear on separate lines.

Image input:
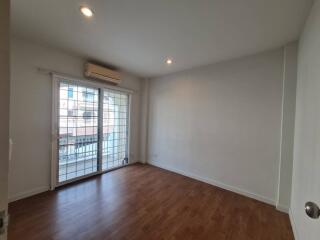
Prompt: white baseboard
<box><xmin>148</xmin><ymin>161</ymin><xmax>275</xmax><ymax>206</ymax></box>
<box><xmin>289</xmin><ymin>208</ymin><xmax>298</xmax><ymax>240</ymax></box>
<box><xmin>9</xmin><ymin>163</ymin><xmax>139</xmax><ymax>203</ymax></box>
<box><xmin>9</xmin><ymin>186</ymin><xmax>50</xmax><ymax>203</ymax></box>
<box><xmin>276</xmin><ymin>203</ymin><xmax>289</xmax><ymax>213</ymax></box>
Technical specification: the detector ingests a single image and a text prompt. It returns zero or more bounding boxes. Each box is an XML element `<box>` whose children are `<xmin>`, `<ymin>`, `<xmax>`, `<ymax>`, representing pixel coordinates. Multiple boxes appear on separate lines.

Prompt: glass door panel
<box><xmin>102</xmin><ymin>89</ymin><xmax>129</xmax><ymax>170</ymax></box>
<box><xmin>58</xmin><ymin>81</ymin><xmax>99</xmax><ymax>183</ymax></box>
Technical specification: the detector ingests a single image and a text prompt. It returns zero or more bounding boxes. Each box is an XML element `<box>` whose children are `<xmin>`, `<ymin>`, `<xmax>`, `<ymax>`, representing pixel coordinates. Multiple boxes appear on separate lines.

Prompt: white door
<box><xmin>291</xmin><ymin>1</ymin><xmax>320</xmax><ymax>239</ymax></box>
<box><xmin>292</xmin><ymin>68</ymin><xmax>320</xmax><ymax>239</ymax></box>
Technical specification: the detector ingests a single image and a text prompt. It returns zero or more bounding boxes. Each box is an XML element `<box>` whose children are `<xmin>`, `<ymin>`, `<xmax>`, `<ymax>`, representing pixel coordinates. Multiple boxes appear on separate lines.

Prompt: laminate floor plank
<box><xmin>8</xmin><ymin>164</ymin><xmax>294</xmax><ymax>240</ymax></box>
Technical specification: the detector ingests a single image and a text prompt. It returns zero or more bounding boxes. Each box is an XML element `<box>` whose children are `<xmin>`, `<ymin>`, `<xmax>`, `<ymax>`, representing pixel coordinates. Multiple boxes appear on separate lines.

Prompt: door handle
<box><xmin>305</xmin><ymin>202</ymin><xmax>320</xmax><ymax>219</ymax></box>
<box><xmin>0</xmin><ymin>210</ymin><xmax>9</xmax><ymax>235</ymax></box>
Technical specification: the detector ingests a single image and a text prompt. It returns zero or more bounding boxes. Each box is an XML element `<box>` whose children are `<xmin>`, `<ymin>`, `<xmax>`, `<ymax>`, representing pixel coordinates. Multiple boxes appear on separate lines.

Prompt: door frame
<box><xmin>51</xmin><ymin>74</ymin><xmax>133</xmax><ymax>190</ymax></box>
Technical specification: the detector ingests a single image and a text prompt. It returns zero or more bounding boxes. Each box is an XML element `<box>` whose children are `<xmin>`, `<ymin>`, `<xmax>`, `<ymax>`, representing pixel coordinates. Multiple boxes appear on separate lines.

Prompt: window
<box><xmin>82</xmin><ymin>89</ymin><xmax>94</xmax><ymax>101</ymax></box>
<box><xmin>82</xmin><ymin>111</ymin><xmax>93</xmax><ymax>122</ymax></box>
<box><xmin>67</xmin><ymin>87</ymin><xmax>73</xmax><ymax>98</ymax></box>
<box><xmin>55</xmin><ymin>78</ymin><xmax>130</xmax><ymax>185</ymax></box>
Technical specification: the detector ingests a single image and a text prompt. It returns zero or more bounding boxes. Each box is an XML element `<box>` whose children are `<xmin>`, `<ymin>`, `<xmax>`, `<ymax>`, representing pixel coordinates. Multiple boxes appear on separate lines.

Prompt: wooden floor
<box><xmin>9</xmin><ymin>164</ymin><xmax>293</xmax><ymax>240</ymax></box>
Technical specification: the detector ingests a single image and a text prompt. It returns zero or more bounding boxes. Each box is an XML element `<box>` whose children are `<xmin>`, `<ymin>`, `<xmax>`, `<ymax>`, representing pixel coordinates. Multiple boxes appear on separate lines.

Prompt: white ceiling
<box><xmin>12</xmin><ymin>0</ymin><xmax>313</xmax><ymax>78</ymax></box>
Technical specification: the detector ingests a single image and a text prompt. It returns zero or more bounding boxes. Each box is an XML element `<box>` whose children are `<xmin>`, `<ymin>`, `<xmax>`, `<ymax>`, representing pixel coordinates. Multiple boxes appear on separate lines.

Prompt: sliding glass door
<box><xmin>102</xmin><ymin>90</ymin><xmax>129</xmax><ymax>170</ymax></box>
<box><xmin>55</xmin><ymin>78</ymin><xmax>130</xmax><ymax>185</ymax></box>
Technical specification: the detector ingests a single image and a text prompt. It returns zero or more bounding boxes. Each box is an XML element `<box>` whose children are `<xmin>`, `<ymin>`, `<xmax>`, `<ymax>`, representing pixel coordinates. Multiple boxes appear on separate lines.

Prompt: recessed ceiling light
<box><xmin>166</xmin><ymin>59</ymin><xmax>173</xmax><ymax>65</ymax></box>
<box><xmin>80</xmin><ymin>6</ymin><xmax>94</xmax><ymax>17</ymax></box>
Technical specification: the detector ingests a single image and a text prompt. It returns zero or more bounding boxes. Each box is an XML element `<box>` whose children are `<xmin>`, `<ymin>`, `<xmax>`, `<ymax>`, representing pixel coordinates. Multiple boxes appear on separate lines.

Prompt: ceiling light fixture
<box><xmin>166</xmin><ymin>59</ymin><xmax>173</xmax><ymax>65</ymax></box>
<box><xmin>80</xmin><ymin>6</ymin><xmax>94</xmax><ymax>17</ymax></box>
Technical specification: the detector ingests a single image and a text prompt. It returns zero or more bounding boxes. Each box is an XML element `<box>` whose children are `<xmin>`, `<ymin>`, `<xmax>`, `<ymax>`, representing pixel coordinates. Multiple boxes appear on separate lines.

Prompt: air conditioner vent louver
<box><xmin>85</xmin><ymin>63</ymin><xmax>121</xmax><ymax>85</ymax></box>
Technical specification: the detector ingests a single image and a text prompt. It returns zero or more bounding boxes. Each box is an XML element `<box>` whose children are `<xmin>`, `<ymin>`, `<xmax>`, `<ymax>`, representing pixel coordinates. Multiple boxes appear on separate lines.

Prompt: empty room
<box><xmin>1</xmin><ymin>0</ymin><xmax>320</xmax><ymax>239</ymax></box>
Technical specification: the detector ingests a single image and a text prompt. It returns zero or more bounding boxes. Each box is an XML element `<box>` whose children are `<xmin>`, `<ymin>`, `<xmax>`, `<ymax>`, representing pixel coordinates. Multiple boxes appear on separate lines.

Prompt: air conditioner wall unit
<box><xmin>85</xmin><ymin>62</ymin><xmax>121</xmax><ymax>85</ymax></box>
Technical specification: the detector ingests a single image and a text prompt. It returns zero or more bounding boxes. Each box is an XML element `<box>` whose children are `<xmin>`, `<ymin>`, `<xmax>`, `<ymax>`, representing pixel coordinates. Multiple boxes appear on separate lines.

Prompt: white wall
<box><xmin>148</xmin><ymin>49</ymin><xmax>286</xmax><ymax>204</ymax></box>
<box><xmin>140</xmin><ymin>78</ymin><xmax>150</xmax><ymax>164</ymax></box>
<box><xmin>9</xmin><ymin>38</ymin><xmax>142</xmax><ymax>202</ymax></box>
<box><xmin>277</xmin><ymin>42</ymin><xmax>298</xmax><ymax>212</ymax></box>
<box><xmin>10</xmin><ymin>37</ymin><xmax>299</xmax><ymax>210</ymax></box>
<box><xmin>291</xmin><ymin>0</ymin><xmax>320</xmax><ymax>239</ymax></box>
<box><xmin>0</xmin><ymin>0</ymin><xmax>10</xmax><ymax>239</ymax></box>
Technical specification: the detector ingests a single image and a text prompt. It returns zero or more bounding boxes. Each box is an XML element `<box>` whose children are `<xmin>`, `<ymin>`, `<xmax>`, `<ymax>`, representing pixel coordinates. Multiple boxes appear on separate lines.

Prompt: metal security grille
<box><xmin>102</xmin><ymin>90</ymin><xmax>129</xmax><ymax>170</ymax></box>
<box><xmin>56</xmin><ymin>78</ymin><xmax>130</xmax><ymax>185</ymax></box>
<box><xmin>58</xmin><ymin>82</ymin><xmax>99</xmax><ymax>183</ymax></box>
